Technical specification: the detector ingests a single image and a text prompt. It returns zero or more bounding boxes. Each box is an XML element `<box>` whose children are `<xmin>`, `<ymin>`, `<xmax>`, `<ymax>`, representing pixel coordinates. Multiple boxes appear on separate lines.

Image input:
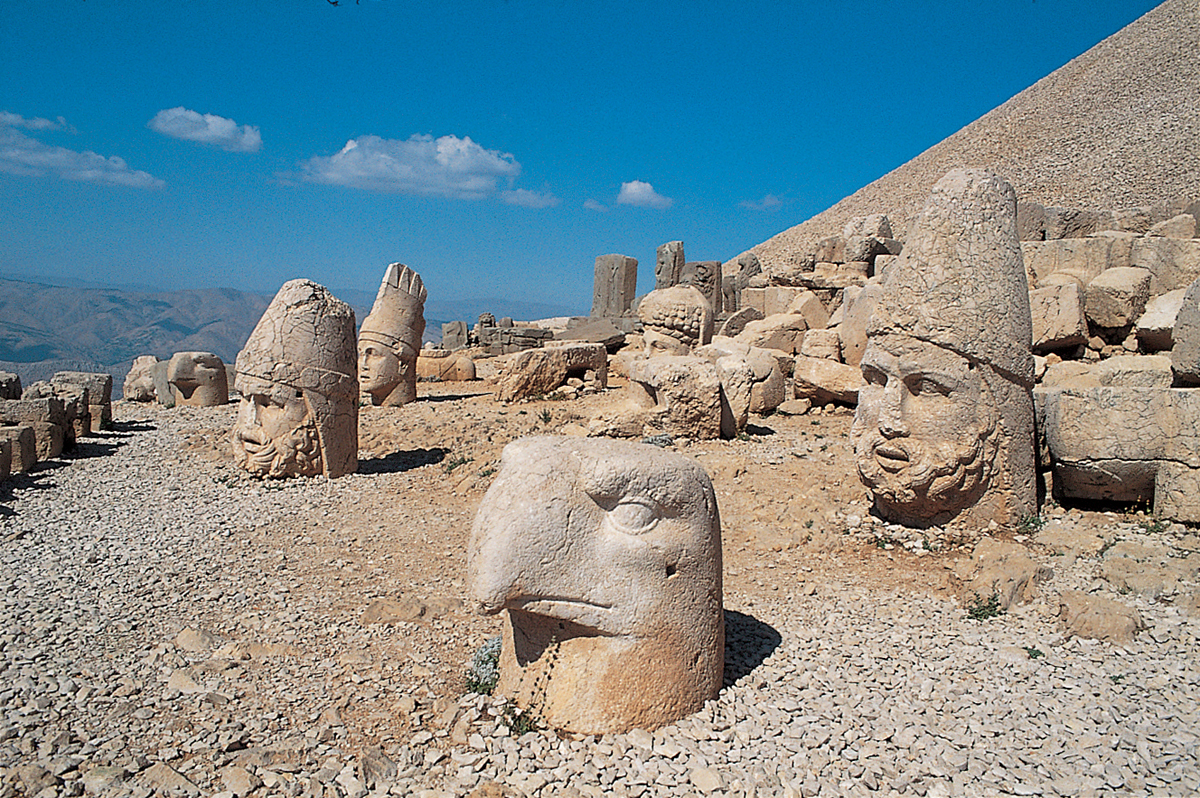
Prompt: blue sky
<box><xmin>0</xmin><ymin>0</ymin><xmax>1162</xmax><ymax>316</ymax></box>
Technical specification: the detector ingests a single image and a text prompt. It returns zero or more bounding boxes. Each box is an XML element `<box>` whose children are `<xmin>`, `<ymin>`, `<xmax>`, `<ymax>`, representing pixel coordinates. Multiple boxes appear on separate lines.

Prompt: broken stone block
<box><xmin>442</xmin><ymin>320</ymin><xmax>470</xmax><ymax>350</ymax></box>
<box><xmin>0</xmin><ymin>398</ymin><xmax>67</xmax><ymax>461</ymax></box>
<box><xmin>495</xmin><ymin>343</ymin><xmax>608</xmax><ymax>402</ymax></box>
<box><xmin>1058</xmin><ymin>591</ymin><xmax>1146</xmax><ymax>644</ymax></box>
<box><xmin>804</xmin><ymin>261</ymin><xmax>869</xmax><ymax>289</ymax></box>
<box><xmin>1170</xmin><ymin>278</ymin><xmax>1200</xmax><ymax>384</ymax></box>
<box><xmin>416</xmin><ymin>350</ymin><xmax>476</xmax><ymax>381</ymax></box>
<box><xmin>1090</xmin><ymin>355</ymin><xmax>1173</xmax><ymax>389</ymax></box>
<box><xmin>755</xmin><ymin>286</ymin><xmax>806</xmax><ymax>317</ymax></box>
<box><xmin>1030</xmin><ymin>283</ymin><xmax>1088</xmax><ymax>353</ymax></box>
<box><xmin>1148</xmin><ymin>213</ymin><xmax>1197</xmax><ymax>239</ymax></box>
<box><xmin>151</xmin><ymin>360</ymin><xmax>175</xmax><ymax>408</ymax></box>
<box><xmin>1136</xmin><ymin>288</ymin><xmax>1186</xmax><ymax>351</ymax></box>
<box><xmin>556</xmin><ymin>318</ymin><xmax>627</xmax><ymax>351</ymax></box>
<box><xmin>1085</xmin><ymin>266</ymin><xmax>1152</xmax><ymax>328</ymax></box>
<box><xmin>1037</xmin><ymin>386</ymin><xmax>1200</xmax><ymax>520</ymax></box>
<box><xmin>843</xmin><ymin>236</ymin><xmax>901</xmax><ymax>265</ymax></box>
<box><xmin>0</xmin><ymin>425</ymin><xmax>36</xmax><ymax>473</ymax></box>
<box><xmin>955</xmin><ymin>538</ymin><xmax>1052</xmax><ymax>612</ymax></box>
<box><xmin>1044</xmin><ymin>207</ymin><xmax>1100</xmax><ymax>239</ymax></box>
<box><xmin>638</xmin><ymin>286</ymin><xmax>713</xmax><ymax>355</ymax></box>
<box><xmin>716</xmin><ymin>307</ymin><xmax>763</xmax><ymax>338</ymax></box>
<box><xmin>1016</xmin><ymin>201</ymin><xmax>1046</xmax><ymax>241</ymax></box>
<box><xmin>1130</xmin><ymin>237</ymin><xmax>1200</xmax><ymax>293</ymax></box>
<box><xmin>655</xmin><ymin>240</ymin><xmax>685</xmax><ymax>290</ymax></box>
<box><xmin>1021</xmin><ymin>236</ymin><xmax>1134</xmax><ymax>288</ymax></box>
<box><xmin>0</xmin><ymin>439</ymin><xmax>8</xmax><ymax>481</ymax></box>
<box><xmin>813</xmin><ymin>235</ymin><xmax>845</xmax><ymax>264</ymax></box>
<box><xmin>591</xmin><ymin>254</ymin><xmax>638</xmax><ymax>318</ymax></box>
<box><xmin>0</xmin><ymin>371</ymin><xmax>21</xmax><ymax>400</ymax></box>
<box><xmin>873</xmin><ymin>254</ymin><xmax>899</xmax><ymax>279</ymax></box>
<box><xmin>623</xmin><ymin>356</ymin><xmax>723</xmax><ymax>440</ymax></box>
<box><xmin>843</xmin><ymin>214</ymin><xmax>893</xmax><ymax>239</ymax></box>
<box><xmin>837</xmin><ymin>281</ymin><xmax>884</xmax><ymax>367</ymax></box>
<box><xmin>786</xmin><ymin>290</ymin><xmax>831</xmax><ymax>330</ymax></box>
<box><xmin>735</xmin><ymin>313</ymin><xmax>807</xmax><ymax>354</ymax></box>
<box><xmin>696</xmin><ymin>338</ymin><xmax>786</xmax><ymax>419</ymax></box>
<box><xmin>52</xmin><ymin>371</ymin><xmax>112</xmax><ymax>432</ymax></box>
<box><xmin>167</xmin><ymin>352</ymin><xmax>229</xmax><ymax>407</ymax></box>
<box><xmin>799</xmin><ymin>328</ymin><xmax>841</xmax><ymax>361</ymax></box>
<box><xmin>792</xmin><ymin>356</ymin><xmax>864</xmax><ymax>405</ymax></box>
<box><xmin>679</xmin><ymin>261</ymin><xmax>721</xmax><ymax>314</ymax></box>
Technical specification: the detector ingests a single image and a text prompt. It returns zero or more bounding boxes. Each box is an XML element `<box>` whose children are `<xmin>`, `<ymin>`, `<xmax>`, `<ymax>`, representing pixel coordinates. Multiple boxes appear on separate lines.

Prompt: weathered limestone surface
<box><xmin>854</xmin><ymin>169</ymin><xmax>1036</xmax><ymax>529</ymax></box>
<box><xmin>955</xmin><ymin>538</ymin><xmax>1053</xmax><ymax>612</ymax></box>
<box><xmin>0</xmin><ymin>398</ymin><xmax>68</xmax><ymax>461</ymax></box>
<box><xmin>469</xmin><ymin>436</ymin><xmax>723</xmax><ymax>734</ymax></box>
<box><xmin>359</xmin><ymin>263</ymin><xmax>427</xmax><ymax>407</ymax></box>
<box><xmin>123</xmin><ymin>356</ymin><xmax>160</xmax><ymax>402</ymax></box>
<box><xmin>1085</xmin><ymin>266</ymin><xmax>1152</xmax><ymax>328</ymax></box>
<box><xmin>1171</xmin><ymin>278</ymin><xmax>1200</xmax><ymax>384</ymax></box>
<box><xmin>1045</xmin><ymin>207</ymin><xmax>1101</xmax><ymax>239</ymax></box>
<box><xmin>696</xmin><ymin>338</ymin><xmax>786</xmax><ymax>419</ymax></box>
<box><xmin>442</xmin><ymin>321</ymin><xmax>469</xmax><ymax>351</ymax></box>
<box><xmin>1148</xmin><ymin>213</ymin><xmax>1197</xmax><ymax>239</ymax></box>
<box><xmin>416</xmin><ymin>350</ymin><xmax>476</xmax><ymax>382</ymax></box>
<box><xmin>592</xmin><ymin>255</ymin><xmax>638</xmax><ymax>318</ymax></box>
<box><xmin>1130</xmin><ymin>237</ymin><xmax>1200</xmax><ymax>293</ymax></box>
<box><xmin>679</xmin><ymin>261</ymin><xmax>722</xmax><ymax>314</ymax></box>
<box><xmin>1090</xmin><ymin>355</ymin><xmax>1173</xmax><ymax>389</ymax></box>
<box><xmin>495</xmin><ymin>343</ymin><xmax>607</xmax><ymax>403</ymax></box>
<box><xmin>793</xmin><ymin>356</ymin><xmax>864</xmax><ymax>405</ymax></box>
<box><xmin>837</xmin><ymin>281</ymin><xmax>884</xmax><ymax>368</ymax></box>
<box><xmin>151</xmin><ymin>361</ymin><xmax>175</xmax><ymax>408</ymax></box>
<box><xmin>655</xmin><ymin>241</ymin><xmax>685</xmax><ymax>291</ymax></box>
<box><xmin>620</xmin><ymin>356</ymin><xmax>723</xmax><ymax>440</ymax></box>
<box><xmin>1136</xmin><ymin>288</ymin><xmax>1186</xmax><ymax>351</ymax></box>
<box><xmin>0</xmin><ymin>425</ymin><xmax>36</xmax><ymax>473</ymax></box>
<box><xmin>52</xmin><ymin>371</ymin><xmax>112</xmax><ymax>432</ymax></box>
<box><xmin>232</xmin><ymin>279</ymin><xmax>358</xmax><ymax>479</ymax></box>
<box><xmin>1029</xmin><ymin>283</ymin><xmax>1088</xmax><ymax>353</ymax></box>
<box><xmin>1059</xmin><ymin>590</ymin><xmax>1146</xmax><ymax>645</ymax></box>
<box><xmin>0</xmin><ymin>371</ymin><xmax>21</xmax><ymax>400</ymax></box>
<box><xmin>637</xmin><ymin>286</ymin><xmax>713</xmax><ymax>356</ymax></box>
<box><xmin>716</xmin><ymin>307</ymin><xmax>763</xmax><ymax>339</ymax></box>
<box><xmin>1036</xmin><ymin>386</ymin><xmax>1200</xmax><ymax>520</ymax></box>
<box><xmin>23</xmin><ymin>381</ymin><xmax>87</xmax><ymax>442</ymax></box>
<box><xmin>1021</xmin><ymin>236</ymin><xmax>1132</xmax><ymax>288</ymax></box>
<box><xmin>1016</xmin><ymin>201</ymin><xmax>1046</xmax><ymax>241</ymax></box>
<box><xmin>799</xmin><ymin>329</ymin><xmax>841</xmax><ymax>361</ymax></box>
<box><xmin>735</xmin><ymin>313</ymin><xmax>807</xmax><ymax>355</ymax></box>
<box><xmin>167</xmin><ymin>352</ymin><xmax>229</xmax><ymax>407</ymax></box>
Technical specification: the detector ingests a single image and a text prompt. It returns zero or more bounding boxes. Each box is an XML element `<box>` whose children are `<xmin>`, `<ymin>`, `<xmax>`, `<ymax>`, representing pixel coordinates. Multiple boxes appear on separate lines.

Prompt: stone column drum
<box><xmin>469</xmin><ymin>436</ymin><xmax>724</xmax><ymax>734</ymax></box>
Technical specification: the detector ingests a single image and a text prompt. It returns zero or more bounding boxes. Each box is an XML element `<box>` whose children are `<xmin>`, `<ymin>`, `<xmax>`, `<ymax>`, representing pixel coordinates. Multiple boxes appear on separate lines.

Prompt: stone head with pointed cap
<box><xmin>231</xmin><ymin>279</ymin><xmax>358</xmax><ymax>479</ymax></box>
<box><xmin>358</xmin><ymin>263</ymin><xmax>427</xmax><ymax>407</ymax></box>
<box><xmin>852</xmin><ymin>169</ymin><xmax>1036</xmax><ymax>528</ymax></box>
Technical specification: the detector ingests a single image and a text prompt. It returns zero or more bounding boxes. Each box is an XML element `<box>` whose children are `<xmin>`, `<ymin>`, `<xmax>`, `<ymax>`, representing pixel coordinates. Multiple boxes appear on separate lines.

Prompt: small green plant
<box><xmin>464</xmin><ymin>636</ymin><xmax>501</xmax><ymax>695</ymax></box>
<box><xmin>1110</xmin><ymin>674</ymin><xmax>1125</xmax><ymax>684</ymax></box>
<box><xmin>1016</xmin><ymin>514</ymin><xmax>1045</xmax><ymax>535</ymax></box>
<box><xmin>539</xmin><ymin>409</ymin><xmax>552</xmax><ymax>424</ymax></box>
<box><xmin>966</xmin><ymin>591</ymin><xmax>1004</xmax><ymax>620</ymax></box>
<box><xmin>810</xmin><ymin>419</ymin><xmax>821</xmax><ymax>426</ymax></box>
<box><xmin>1023</xmin><ymin>646</ymin><xmax>1044</xmax><ymax>660</ymax></box>
<box><xmin>444</xmin><ymin>454</ymin><xmax>473</xmax><ymax>474</ymax></box>
<box><xmin>873</xmin><ymin>534</ymin><xmax>896</xmax><ymax>549</ymax></box>
<box><xmin>479</xmin><ymin>467</ymin><xmax>497</xmax><ymax>479</ymax></box>
<box><xmin>804</xmin><ymin>519</ymin><xmax>814</xmax><ymax>529</ymax></box>
<box><xmin>1137</xmin><ymin>518</ymin><xmax>1170</xmax><ymax>535</ymax></box>
<box><xmin>502</xmin><ymin>704</ymin><xmax>539</xmax><ymax>735</ymax></box>
<box><xmin>1098</xmin><ymin>537</ymin><xmax>1119</xmax><ymax>557</ymax></box>
<box><xmin>736</xmin><ymin>431</ymin><xmax>752</xmax><ymax>442</ymax></box>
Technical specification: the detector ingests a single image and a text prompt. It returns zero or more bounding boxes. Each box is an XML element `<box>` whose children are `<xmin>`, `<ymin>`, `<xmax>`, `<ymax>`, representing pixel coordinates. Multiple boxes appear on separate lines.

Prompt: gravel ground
<box><xmin>2</xmin><ymin>399</ymin><xmax>1199</xmax><ymax>798</ymax></box>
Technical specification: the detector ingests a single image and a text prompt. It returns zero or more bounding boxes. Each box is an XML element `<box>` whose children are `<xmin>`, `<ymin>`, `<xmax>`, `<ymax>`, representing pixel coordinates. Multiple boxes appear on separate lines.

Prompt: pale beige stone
<box><xmin>696</xmin><ymin>337</ymin><xmax>786</xmax><ymax>421</ymax></box>
<box><xmin>837</xmin><ymin>280</ymin><xmax>884</xmax><ymax>367</ymax></box>
<box><xmin>1091</xmin><ymin>354</ymin><xmax>1173</xmax><ymax>389</ymax></box>
<box><xmin>416</xmin><ymin>350</ymin><xmax>476</xmax><ymax>381</ymax></box>
<box><xmin>1136</xmin><ymin>288</ymin><xmax>1186</xmax><ymax>351</ymax></box>
<box><xmin>716</xmin><ymin>306</ymin><xmax>763</xmax><ymax>338</ymax></box>
<box><xmin>1148</xmin><ymin>213</ymin><xmax>1197</xmax><ymax>239</ymax></box>
<box><xmin>955</xmin><ymin>539</ymin><xmax>1052</xmax><ymax>611</ymax></box>
<box><xmin>792</xmin><ymin>356</ymin><xmax>864</xmax><ymax>404</ymax></box>
<box><xmin>359</xmin><ymin>263</ymin><xmax>427</xmax><ymax>407</ymax></box>
<box><xmin>655</xmin><ymin>241</ymin><xmax>685</xmax><ymax>290</ymax></box>
<box><xmin>843</xmin><ymin>214</ymin><xmax>893</xmax><ymax>239</ymax></box>
<box><xmin>679</xmin><ymin>261</ymin><xmax>722</xmax><ymax>314</ymax></box>
<box><xmin>495</xmin><ymin>343</ymin><xmax>607</xmax><ymax>402</ymax></box>
<box><xmin>855</xmin><ymin>169</ymin><xmax>1036</xmax><ymax>528</ymax></box>
<box><xmin>232</xmin><ymin>279</ymin><xmax>358</xmax><ymax>479</ymax></box>
<box><xmin>1040</xmin><ymin>361</ymin><xmax>1100</xmax><ymax>389</ymax></box>
<box><xmin>167</xmin><ymin>352</ymin><xmax>228</xmax><ymax>407</ymax></box>
<box><xmin>469</xmin><ymin>436</ymin><xmax>723</xmax><ymax>734</ymax></box>
<box><xmin>1085</xmin><ymin>266</ymin><xmax>1152</xmax><ymax>327</ymax></box>
<box><xmin>1021</xmin><ymin>236</ymin><xmax>1132</xmax><ymax>288</ymax></box>
<box><xmin>1037</xmin><ymin>386</ymin><xmax>1200</xmax><ymax>520</ymax></box>
<box><xmin>786</xmin><ymin>290</ymin><xmax>831</xmax><ymax>329</ymax></box>
<box><xmin>592</xmin><ymin>254</ymin><xmax>638</xmax><ymax>318</ymax></box>
<box><xmin>637</xmin><ymin>285</ymin><xmax>713</xmax><ymax>355</ymax></box>
<box><xmin>1170</xmin><ymin>277</ymin><xmax>1200</xmax><ymax>383</ymax></box>
<box><xmin>734</xmin><ymin>313</ymin><xmax>807</xmax><ymax>354</ymax></box>
<box><xmin>1058</xmin><ymin>590</ymin><xmax>1146</xmax><ymax>644</ymax></box>
<box><xmin>1129</xmin><ymin>237</ymin><xmax>1200</xmax><ymax>293</ymax></box>
<box><xmin>0</xmin><ymin>398</ymin><xmax>68</xmax><ymax>461</ymax></box>
<box><xmin>800</xmin><ymin>328</ymin><xmax>841</xmax><ymax>361</ymax></box>
<box><xmin>621</xmin><ymin>356</ymin><xmax>723</xmax><ymax>440</ymax></box>
<box><xmin>123</xmin><ymin>356</ymin><xmax>160</xmax><ymax>402</ymax></box>
<box><xmin>1029</xmin><ymin>283</ymin><xmax>1088</xmax><ymax>353</ymax></box>
<box><xmin>52</xmin><ymin>371</ymin><xmax>112</xmax><ymax>432</ymax></box>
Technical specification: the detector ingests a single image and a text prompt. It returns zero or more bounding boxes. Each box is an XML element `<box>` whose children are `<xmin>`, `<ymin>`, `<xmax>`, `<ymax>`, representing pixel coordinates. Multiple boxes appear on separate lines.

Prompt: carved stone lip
<box><xmin>503</xmin><ymin>596</ymin><xmax>616</xmax><ymax>628</ymax></box>
<box><xmin>873</xmin><ymin>443</ymin><xmax>910</xmax><ymax>470</ymax></box>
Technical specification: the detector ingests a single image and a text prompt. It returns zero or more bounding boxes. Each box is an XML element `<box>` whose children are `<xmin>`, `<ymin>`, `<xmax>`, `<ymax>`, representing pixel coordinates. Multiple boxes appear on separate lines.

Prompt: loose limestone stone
<box><xmin>622</xmin><ymin>356</ymin><xmax>724</xmax><ymax>440</ymax></box>
<box><xmin>152</xmin><ymin>359</ymin><xmax>176</xmax><ymax>408</ymax></box>
<box><xmin>1136</xmin><ymin>288</ymin><xmax>1187</xmax><ymax>351</ymax></box>
<box><xmin>231</xmin><ymin>279</ymin><xmax>358</xmax><ymax>479</ymax></box>
<box><xmin>358</xmin><ymin>263</ymin><xmax>427</xmax><ymax>407</ymax></box>
<box><xmin>1170</xmin><ymin>277</ymin><xmax>1200</xmax><ymax>384</ymax></box>
<box><xmin>792</xmin><ymin>357</ymin><xmax>864</xmax><ymax>405</ymax></box>
<box><xmin>1148</xmin><ymin>213</ymin><xmax>1197</xmax><ymax>239</ymax></box>
<box><xmin>0</xmin><ymin>425</ymin><xmax>40</xmax><ymax>473</ymax></box>
<box><xmin>1030</xmin><ymin>283</ymin><xmax>1088</xmax><ymax>353</ymax></box>
<box><xmin>1058</xmin><ymin>591</ymin><xmax>1146</xmax><ymax>644</ymax></box>
<box><xmin>1021</xmin><ymin>236</ymin><xmax>1132</xmax><ymax>289</ymax></box>
<box><xmin>1044</xmin><ymin>207</ymin><xmax>1101</xmax><ymax>239</ymax></box>
<box><xmin>1090</xmin><ymin>354</ymin><xmax>1173</xmax><ymax>389</ymax></box>
<box><xmin>954</xmin><ymin>539</ymin><xmax>1052</xmax><ymax>611</ymax></box>
<box><xmin>854</xmin><ymin>169</ymin><xmax>1036</xmax><ymax>529</ymax></box>
<box><xmin>837</xmin><ymin>280</ymin><xmax>884</xmax><ymax>367</ymax></box>
<box><xmin>799</xmin><ymin>329</ymin><xmax>842</xmax><ymax>361</ymax></box>
<box><xmin>417</xmin><ymin>350</ymin><xmax>476</xmax><ymax>382</ymax></box>
<box><xmin>469</xmin><ymin>436</ymin><xmax>723</xmax><ymax>734</ymax></box>
<box><xmin>637</xmin><ymin>285</ymin><xmax>714</xmax><ymax>355</ymax></box>
<box><xmin>1085</xmin><ymin>266</ymin><xmax>1152</xmax><ymax>328</ymax></box>
<box><xmin>717</xmin><ymin>307</ymin><xmax>764</xmax><ymax>338</ymax></box>
<box><xmin>735</xmin><ymin>313</ymin><xmax>808</xmax><ymax>354</ymax></box>
<box><xmin>123</xmin><ymin>355</ymin><xmax>160</xmax><ymax>402</ymax></box>
<box><xmin>167</xmin><ymin>352</ymin><xmax>229</xmax><ymax>407</ymax></box>
<box><xmin>0</xmin><ymin>398</ymin><xmax>68</xmax><ymax>461</ymax></box>
<box><xmin>1016</xmin><ymin>201</ymin><xmax>1046</xmax><ymax>241</ymax></box>
<box><xmin>1130</xmin><ymin>236</ymin><xmax>1200</xmax><ymax>293</ymax></box>
<box><xmin>0</xmin><ymin>371</ymin><xmax>21</xmax><ymax>399</ymax></box>
<box><xmin>52</xmin><ymin>371</ymin><xmax>112</xmax><ymax>432</ymax></box>
<box><xmin>495</xmin><ymin>343</ymin><xmax>607</xmax><ymax>403</ymax></box>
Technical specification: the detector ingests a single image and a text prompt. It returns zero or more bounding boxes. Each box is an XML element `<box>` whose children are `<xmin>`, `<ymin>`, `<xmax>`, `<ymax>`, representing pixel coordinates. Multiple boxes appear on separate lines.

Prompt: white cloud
<box><xmin>617</xmin><ymin>180</ymin><xmax>673</xmax><ymax>209</ymax></box>
<box><xmin>740</xmin><ymin>193</ymin><xmax>784</xmax><ymax>211</ymax></box>
<box><xmin>502</xmin><ymin>188</ymin><xmax>560</xmax><ymax>208</ymax></box>
<box><xmin>0</xmin><ymin>112</ymin><xmax>74</xmax><ymax>133</ymax></box>
<box><xmin>583</xmin><ymin>198</ymin><xmax>608</xmax><ymax>212</ymax></box>
<box><xmin>148</xmin><ymin>107</ymin><xmax>262</xmax><ymax>152</ymax></box>
<box><xmin>300</xmin><ymin>133</ymin><xmax>520</xmax><ymax>199</ymax></box>
<box><xmin>0</xmin><ymin>117</ymin><xmax>164</xmax><ymax>189</ymax></box>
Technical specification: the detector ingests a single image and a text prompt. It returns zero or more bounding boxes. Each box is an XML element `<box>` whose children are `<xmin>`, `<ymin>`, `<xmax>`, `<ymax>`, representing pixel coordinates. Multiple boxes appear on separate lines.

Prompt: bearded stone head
<box><xmin>231</xmin><ymin>279</ymin><xmax>358</xmax><ymax>479</ymax></box>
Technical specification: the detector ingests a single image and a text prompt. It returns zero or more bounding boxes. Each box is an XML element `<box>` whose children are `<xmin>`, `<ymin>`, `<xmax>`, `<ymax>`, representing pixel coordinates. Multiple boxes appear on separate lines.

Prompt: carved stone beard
<box><xmin>853</xmin><ymin>379</ymin><xmax>1000</xmax><ymax>524</ymax></box>
<box><xmin>235</xmin><ymin>416</ymin><xmax>322</xmax><ymax>478</ymax></box>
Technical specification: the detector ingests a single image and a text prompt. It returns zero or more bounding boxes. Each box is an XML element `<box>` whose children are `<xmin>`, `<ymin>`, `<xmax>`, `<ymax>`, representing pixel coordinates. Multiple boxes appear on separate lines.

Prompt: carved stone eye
<box><xmin>608</xmin><ymin>499</ymin><xmax>660</xmax><ymax>534</ymax></box>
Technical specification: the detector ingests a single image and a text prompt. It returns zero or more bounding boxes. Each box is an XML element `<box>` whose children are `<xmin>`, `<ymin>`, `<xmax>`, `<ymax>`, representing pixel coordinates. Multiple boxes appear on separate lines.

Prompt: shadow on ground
<box><xmin>722</xmin><ymin>609</ymin><xmax>783</xmax><ymax>688</ymax></box>
<box><xmin>358</xmin><ymin>447</ymin><xmax>450</xmax><ymax>475</ymax></box>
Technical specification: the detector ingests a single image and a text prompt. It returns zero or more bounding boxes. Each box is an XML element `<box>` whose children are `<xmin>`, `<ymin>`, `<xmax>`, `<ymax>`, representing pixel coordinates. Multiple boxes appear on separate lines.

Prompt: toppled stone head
<box><xmin>232</xmin><ymin>279</ymin><xmax>358</xmax><ymax>479</ymax></box>
<box><xmin>123</xmin><ymin>356</ymin><xmax>160</xmax><ymax>402</ymax></box>
<box><xmin>637</xmin><ymin>285</ymin><xmax>714</xmax><ymax>356</ymax></box>
<box><xmin>167</xmin><ymin>352</ymin><xmax>228</xmax><ymax>407</ymax></box>
<box><xmin>358</xmin><ymin>263</ymin><xmax>427</xmax><ymax>407</ymax></box>
<box><xmin>469</xmin><ymin>436</ymin><xmax>724</xmax><ymax>734</ymax></box>
<box><xmin>852</xmin><ymin>169</ymin><xmax>1036</xmax><ymax>528</ymax></box>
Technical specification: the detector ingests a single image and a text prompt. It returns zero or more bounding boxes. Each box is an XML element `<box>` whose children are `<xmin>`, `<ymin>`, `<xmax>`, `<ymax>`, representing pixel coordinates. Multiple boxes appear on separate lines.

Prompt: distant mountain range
<box><xmin>0</xmin><ymin>276</ymin><xmax>580</xmax><ymax>385</ymax></box>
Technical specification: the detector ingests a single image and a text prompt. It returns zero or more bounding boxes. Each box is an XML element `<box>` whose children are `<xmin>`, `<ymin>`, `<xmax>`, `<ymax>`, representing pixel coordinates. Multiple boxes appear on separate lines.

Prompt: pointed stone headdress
<box><xmin>868</xmin><ymin>169</ymin><xmax>1034</xmax><ymax>385</ymax></box>
<box><xmin>360</xmin><ymin>263</ymin><xmax>427</xmax><ymax>356</ymax></box>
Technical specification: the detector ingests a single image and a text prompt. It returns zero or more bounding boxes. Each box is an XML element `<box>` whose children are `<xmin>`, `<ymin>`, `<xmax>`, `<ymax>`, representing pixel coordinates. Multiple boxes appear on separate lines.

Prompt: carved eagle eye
<box><xmin>607</xmin><ymin>499</ymin><xmax>660</xmax><ymax>535</ymax></box>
